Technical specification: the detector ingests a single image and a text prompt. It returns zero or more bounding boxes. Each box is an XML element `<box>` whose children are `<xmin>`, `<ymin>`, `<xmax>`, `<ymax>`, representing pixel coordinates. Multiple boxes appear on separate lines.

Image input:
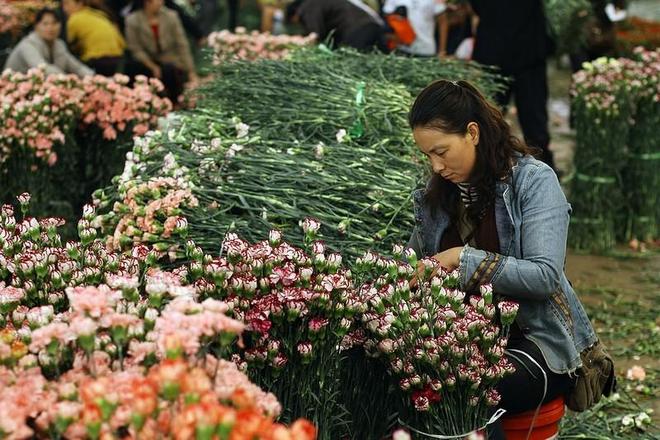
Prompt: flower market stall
<box><xmin>1</xmin><ymin>6</ymin><xmax>658</xmax><ymax>435</ymax></box>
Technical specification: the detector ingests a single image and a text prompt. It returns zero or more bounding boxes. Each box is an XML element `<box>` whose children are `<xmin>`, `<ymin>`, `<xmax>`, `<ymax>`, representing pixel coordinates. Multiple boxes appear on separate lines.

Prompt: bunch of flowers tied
<box><xmin>354</xmin><ymin>247</ymin><xmax>518</xmax><ymax>437</ymax></box>
<box><xmin>0</xmin><ymin>195</ymin><xmax>316</xmax><ymax>439</ymax></box>
<box><xmin>181</xmin><ymin>219</ymin><xmax>357</xmax><ymax>434</ymax></box>
<box><xmin>100</xmin><ymin>175</ymin><xmax>198</xmax><ymax>257</ymax></box>
<box><xmin>207</xmin><ymin>27</ymin><xmax>316</xmax><ymax>63</ymax></box>
<box><xmin>0</xmin><ymin>69</ymin><xmax>171</xmax><ymax>165</ymax></box>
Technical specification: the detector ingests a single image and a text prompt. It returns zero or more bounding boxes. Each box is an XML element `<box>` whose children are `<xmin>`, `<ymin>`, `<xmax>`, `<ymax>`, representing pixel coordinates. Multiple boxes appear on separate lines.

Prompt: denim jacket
<box><xmin>408</xmin><ymin>155</ymin><xmax>597</xmax><ymax>374</ymax></box>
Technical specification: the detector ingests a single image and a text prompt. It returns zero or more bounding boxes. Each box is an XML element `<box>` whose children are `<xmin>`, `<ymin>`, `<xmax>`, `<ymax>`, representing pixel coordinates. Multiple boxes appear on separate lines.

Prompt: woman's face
<box><xmin>413</xmin><ymin>122</ymin><xmax>479</xmax><ymax>184</ymax></box>
<box><xmin>35</xmin><ymin>14</ymin><xmax>61</xmax><ymax>43</ymax></box>
<box><xmin>145</xmin><ymin>0</ymin><xmax>164</xmax><ymax>14</ymax></box>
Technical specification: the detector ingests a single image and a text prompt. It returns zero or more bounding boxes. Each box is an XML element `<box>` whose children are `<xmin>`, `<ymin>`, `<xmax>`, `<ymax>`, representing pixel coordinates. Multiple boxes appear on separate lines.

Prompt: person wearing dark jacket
<box><xmin>470</xmin><ymin>0</ymin><xmax>556</xmax><ymax>172</ymax></box>
<box><xmin>287</xmin><ymin>0</ymin><xmax>387</xmax><ymax>52</ymax></box>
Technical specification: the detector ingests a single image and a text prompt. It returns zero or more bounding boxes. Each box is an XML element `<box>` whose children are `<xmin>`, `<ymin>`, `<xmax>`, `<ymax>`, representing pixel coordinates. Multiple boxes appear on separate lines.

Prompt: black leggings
<box><xmin>86</xmin><ymin>56</ymin><xmax>123</xmax><ymax>77</ymax></box>
<box><xmin>125</xmin><ymin>60</ymin><xmax>187</xmax><ymax>104</ymax></box>
<box><xmin>488</xmin><ymin>337</ymin><xmax>574</xmax><ymax>440</ymax></box>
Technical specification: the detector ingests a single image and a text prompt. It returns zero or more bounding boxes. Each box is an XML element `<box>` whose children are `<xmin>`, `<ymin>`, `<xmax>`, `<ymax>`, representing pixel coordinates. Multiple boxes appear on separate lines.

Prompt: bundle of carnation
<box><xmin>0</xmin><ymin>69</ymin><xmax>171</xmax><ymax>231</ymax></box>
<box><xmin>91</xmin><ymin>109</ymin><xmax>423</xmax><ymax>261</ymax></box>
<box><xmin>622</xmin><ymin>47</ymin><xmax>660</xmax><ymax>244</ymax></box>
<box><xmin>177</xmin><ymin>221</ymin><xmax>360</xmax><ymax>438</ymax></box>
<box><xmin>0</xmin><ymin>69</ymin><xmax>79</xmax><ymax>165</ymax></box>
<box><xmin>102</xmin><ymin>175</ymin><xmax>198</xmax><ymax>258</ymax></box>
<box><xmin>543</xmin><ymin>0</ymin><xmax>591</xmax><ymax>54</ymax></box>
<box><xmin>569</xmin><ymin>48</ymin><xmax>660</xmax><ymax>250</ymax></box>
<box><xmin>78</xmin><ymin>74</ymin><xmax>171</xmax><ymax>141</ymax></box>
<box><xmin>0</xmin><ymin>69</ymin><xmax>171</xmax><ymax>165</ymax></box>
<box><xmin>208</xmin><ymin>27</ymin><xmax>316</xmax><ymax>63</ymax></box>
<box><xmin>351</xmin><ymin>247</ymin><xmax>518</xmax><ymax>437</ymax></box>
<box><xmin>616</xmin><ymin>17</ymin><xmax>660</xmax><ymax>55</ymax></box>
<box><xmin>0</xmin><ymin>357</ymin><xmax>316</xmax><ymax>439</ymax></box>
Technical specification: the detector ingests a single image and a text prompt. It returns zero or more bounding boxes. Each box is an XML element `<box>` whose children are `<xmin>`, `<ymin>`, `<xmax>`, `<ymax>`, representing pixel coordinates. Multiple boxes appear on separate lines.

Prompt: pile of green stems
<box><xmin>173</xmin><ymin>134</ymin><xmax>425</xmax><ymax>259</ymax></box>
<box><xmin>288</xmin><ymin>46</ymin><xmax>505</xmax><ymax>97</ymax></box>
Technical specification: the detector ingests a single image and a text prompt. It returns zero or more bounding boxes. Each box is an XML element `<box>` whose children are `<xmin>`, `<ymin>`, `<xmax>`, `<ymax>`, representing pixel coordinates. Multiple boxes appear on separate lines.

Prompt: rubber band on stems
<box><xmin>397</xmin><ymin>408</ymin><xmax>507</xmax><ymax>439</ymax></box>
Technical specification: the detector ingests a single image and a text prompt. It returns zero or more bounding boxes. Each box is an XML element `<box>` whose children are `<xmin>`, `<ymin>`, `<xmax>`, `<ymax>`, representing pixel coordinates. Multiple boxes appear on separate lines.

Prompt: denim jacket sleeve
<box><xmin>458</xmin><ymin>165</ymin><xmax>569</xmax><ymax>300</ymax></box>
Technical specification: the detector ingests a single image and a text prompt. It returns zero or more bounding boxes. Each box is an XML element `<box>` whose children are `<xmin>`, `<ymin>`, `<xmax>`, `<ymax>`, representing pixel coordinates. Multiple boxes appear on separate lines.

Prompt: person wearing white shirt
<box><xmin>383</xmin><ymin>0</ymin><xmax>447</xmax><ymax>56</ymax></box>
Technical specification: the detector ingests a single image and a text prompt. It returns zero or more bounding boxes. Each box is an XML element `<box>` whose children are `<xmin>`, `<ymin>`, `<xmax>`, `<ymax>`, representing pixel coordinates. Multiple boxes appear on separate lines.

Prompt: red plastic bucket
<box><xmin>501</xmin><ymin>396</ymin><xmax>565</xmax><ymax>440</ymax></box>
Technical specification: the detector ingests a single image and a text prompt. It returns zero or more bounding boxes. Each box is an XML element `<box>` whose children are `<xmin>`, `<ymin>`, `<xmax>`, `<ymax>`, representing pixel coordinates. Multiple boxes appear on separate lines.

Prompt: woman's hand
<box><xmin>409</xmin><ymin>246</ymin><xmax>463</xmax><ymax>288</ymax></box>
<box><xmin>432</xmin><ymin>246</ymin><xmax>463</xmax><ymax>272</ymax></box>
<box><xmin>150</xmin><ymin>64</ymin><xmax>162</xmax><ymax>79</ymax></box>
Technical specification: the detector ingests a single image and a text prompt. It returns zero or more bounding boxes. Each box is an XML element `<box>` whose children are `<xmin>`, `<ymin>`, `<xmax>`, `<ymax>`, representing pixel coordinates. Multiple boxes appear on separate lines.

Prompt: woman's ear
<box><xmin>467</xmin><ymin>121</ymin><xmax>480</xmax><ymax>146</ymax></box>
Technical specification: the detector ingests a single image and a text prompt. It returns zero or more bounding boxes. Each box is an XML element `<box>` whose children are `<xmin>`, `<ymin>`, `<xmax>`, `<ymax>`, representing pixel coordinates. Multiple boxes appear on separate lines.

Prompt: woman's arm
<box><xmin>438</xmin><ymin>13</ymin><xmax>448</xmax><ymax>57</ymax></box>
<box><xmin>458</xmin><ymin>165</ymin><xmax>569</xmax><ymax>300</ymax></box>
<box><xmin>14</xmin><ymin>39</ymin><xmax>64</xmax><ymax>74</ymax></box>
<box><xmin>59</xmin><ymin>42</ymin><xmax>94</xmax><ymax>76</ymax></box>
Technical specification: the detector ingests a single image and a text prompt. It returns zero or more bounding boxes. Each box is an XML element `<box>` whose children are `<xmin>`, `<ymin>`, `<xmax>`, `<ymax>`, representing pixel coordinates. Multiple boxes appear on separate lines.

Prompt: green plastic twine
<box><xmin>575</xmin><ymin>173</ymin><xmax>617</xmax><ymax>184</ymax></box>
<box><xmin>629</xmin><ymin>152</ymin><xmax>660</xmax><ymax>160</ymax></box>
<box><xmin>349</xmin><ymin>82</ymin><xmax>366</xmax><ymax>139</ymax></box>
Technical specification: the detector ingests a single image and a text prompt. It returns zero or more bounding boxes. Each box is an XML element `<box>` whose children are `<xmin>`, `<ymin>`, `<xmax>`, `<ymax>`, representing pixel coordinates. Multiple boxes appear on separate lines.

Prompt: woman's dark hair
<box><xmin>34</xmin><ymin>8</ymin><xmax>61</xmax><ymax>25</ymax></box>
<box><xmin>285</xmin><ymin>0</ymin><xmax>304</xmax><ymax>23</ymax></box>
<box><xmin>408</xmin><ymin>79</ymin><xmax>536</xmax><ymax>225</ymax></box>
<box><xmin>86</xmin><ymin>0</ymin><xmax>120</xmax><ymax>24</ymax></box>
<box><xmin>131</xmin><ymin>0</ymin><xmax>146</xmax><ymax>11</ymax></box>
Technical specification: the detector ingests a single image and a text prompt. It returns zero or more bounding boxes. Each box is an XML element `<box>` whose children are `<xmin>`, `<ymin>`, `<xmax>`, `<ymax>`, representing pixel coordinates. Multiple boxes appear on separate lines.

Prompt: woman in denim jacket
<box><xmin>407</xmin><ymin>80</ymin><xmax>599</xmax><ymax>437</ymax></box>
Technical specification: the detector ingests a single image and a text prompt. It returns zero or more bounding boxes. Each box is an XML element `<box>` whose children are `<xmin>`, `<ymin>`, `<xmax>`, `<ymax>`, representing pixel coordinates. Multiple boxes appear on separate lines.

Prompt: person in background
<box><xmin>286</xmin><ymin>0</ymin><xmax>387</xmax><ymax>52</ymax></box>
<box><xmin>163</xmin><ymin>0</ymin><xmax>206</xmax><ymax>44</ymax></box>
<box><xmin>62</xmin><ymin>0</ymin><xmax>126</xmax><ymax>76</ymax></box>
<box><xmin>469</xmin><ymin>0</ymin><xmax>556</xmax><ymax>172</ymax></box>
<box><xmin>226</xmin><ymin>0</ymin><xmax>240</xmax><ymax>31</ymax></box>
<box><xmin>382</xmin><ymin>0</ymin><xmax>446</xmax><ymax>57</ymax></box>
<box><xmin>4</xmin><ymin>7</ymin><xmax>93</xmax><ymax>76</ymax></box>
<box><xmin>107</xmin><ymin>0</ymin><xmax>205</xmax><ymax>43</ymax></box>
<box><xmin>125</xmin><ymin>0</ymin><xmax>197</xmax><ymax>103</ymax></box>
<box><xmin>569</xmin><ymin>0</ymin><xmax>628</xmax><ymax>72</ymax></box>
<box><xmin>437</xmin><ymin>2</ymin><xmax>475</xmax><ymax>58</ymax></box>
<box><xmin>258</xmin><ymin>0</ymin><xmax>287</xmax><ymax>33</ymax></box>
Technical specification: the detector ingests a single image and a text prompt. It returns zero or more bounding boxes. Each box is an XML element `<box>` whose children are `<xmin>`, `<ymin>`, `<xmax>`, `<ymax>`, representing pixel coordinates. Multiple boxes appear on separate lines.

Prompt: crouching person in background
<box><xmin>4</xmin><ymin>8</ymin><xmax>94</xmax><ymax>76</ymax></box>
<box><xmin>125</xmin><ymin>0</ymin><xmax>197</xmax><ymax>104</ymax></box>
